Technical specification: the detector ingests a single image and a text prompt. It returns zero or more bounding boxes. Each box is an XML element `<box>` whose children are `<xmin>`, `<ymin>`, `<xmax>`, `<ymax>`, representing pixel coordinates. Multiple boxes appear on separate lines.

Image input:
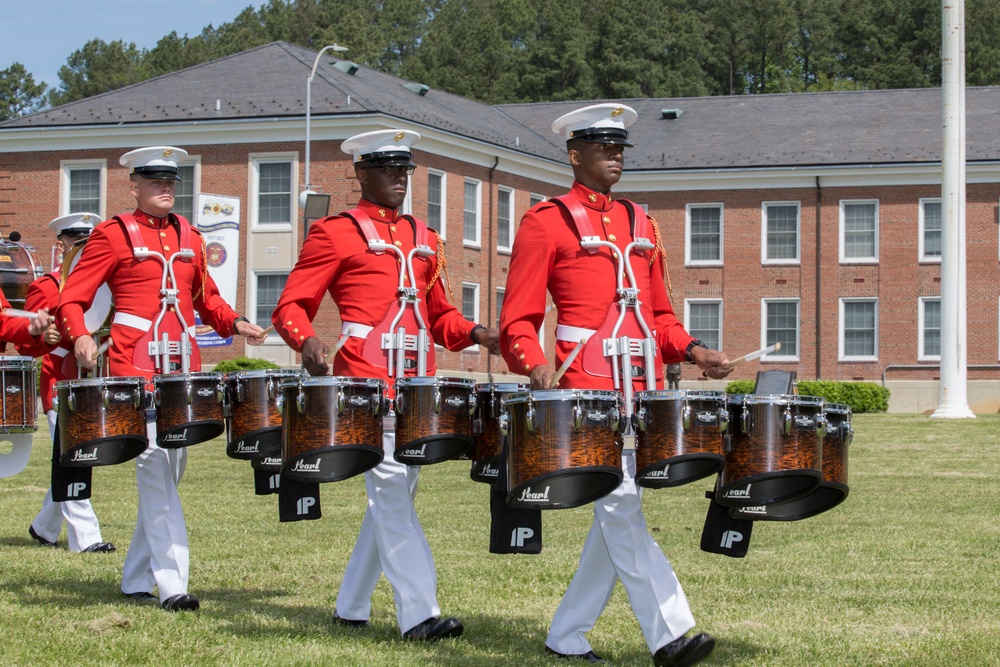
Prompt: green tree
<box><xmin>48</xmin><ymin>39</ymin><xmax>148</xmax><ymax>106</ymax></box>
<box><xmin>316</xmin><ymin>0</ymin><xmax>435</xmax><ymax>76</ymax></box>
<box><xmin>0</xmin><ymin>63</ymin><xmax>48</xmax><ymax>120</ymax></box>
<box><xmin>510</xmin><ymin>0</ymin><xmax>598</xmax><ymax>102</ymax></box>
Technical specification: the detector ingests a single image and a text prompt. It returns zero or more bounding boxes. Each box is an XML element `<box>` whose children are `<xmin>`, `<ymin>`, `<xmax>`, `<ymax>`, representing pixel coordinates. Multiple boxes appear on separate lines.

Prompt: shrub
<box><xmin>212</xmin><ymin>356</ymin><xmax>281</xmax><ymax>373</ymax></box>
<box><xmin>723</xmin><ymin>379</ymin><xmax>889</xmax><ymax>413</ymax></box>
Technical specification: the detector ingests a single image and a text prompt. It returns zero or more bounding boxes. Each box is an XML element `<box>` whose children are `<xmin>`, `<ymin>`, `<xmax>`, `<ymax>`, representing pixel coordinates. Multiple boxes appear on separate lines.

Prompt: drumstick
<box><xmin>2</xmin><ymin>308</ymin><xmax>42</xmax><ymax>319</ymax></box>
<box><xmin>260</xmin><ymin>324</ymin><xmax>275</xmax><ymax>335</ymax></box>
<box><xmin>725</xmin><ymin>342</ymin><xmax>781</xmax><ymax>369</ymax></box>
<box><xmin>325</xmin><ymin>333</ymin><xmax>349</xmax><ymax>364</ymax></box>
<box><xmin>92</xmin><ymin>337</ymin><xmax>114</xmax><ymax>360</ymax></box>
<box><xmin>549</xmin><ymin>337</ymin><xmax>587</xmax><ymax>388</ymax></box>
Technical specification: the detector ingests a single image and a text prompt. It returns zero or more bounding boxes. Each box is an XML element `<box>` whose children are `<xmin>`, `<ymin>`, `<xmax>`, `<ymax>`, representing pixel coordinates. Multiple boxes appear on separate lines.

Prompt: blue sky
<box><xmin>1</xmin><ymin>0</ymin><xmax>259</xmax><ymax>90</ymax></box>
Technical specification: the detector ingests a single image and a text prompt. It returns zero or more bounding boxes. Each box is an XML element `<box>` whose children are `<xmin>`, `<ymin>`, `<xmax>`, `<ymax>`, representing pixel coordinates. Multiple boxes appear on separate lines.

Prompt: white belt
<box><xmin>340</xmin><ymin>321</ymin><xmax>374</xmax><ymax>338</ymax></box>
<box><xmin>51</xmin><ymin>347</ymin><xmax>70</xmax><ymax>358</ymax></box>
<box><xmin>555</xmin><ymin>324</ymin><xmax>597</xmax><ymax>343</ymax></box>
<box><xmin>113</xmin><ymin>312</ymin><xmax>197</xmax><ymax>336</ymax></box>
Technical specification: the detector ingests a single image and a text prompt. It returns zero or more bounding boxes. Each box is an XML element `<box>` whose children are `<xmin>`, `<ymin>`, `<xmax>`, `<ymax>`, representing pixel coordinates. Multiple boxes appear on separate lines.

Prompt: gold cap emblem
<box><xmin>611</xmin><ymin>107</ymin><xmax>624</xmax><ymax>117</ymax></box>
<box><xmin>394</xmin><ymin>131</ymin><xmax>405</xmax><ymax>141</ymax></box>
<box><xmin>163</xmin><ymin>148</ymin><xmax>173</xmax><ymax>156</ymax></box>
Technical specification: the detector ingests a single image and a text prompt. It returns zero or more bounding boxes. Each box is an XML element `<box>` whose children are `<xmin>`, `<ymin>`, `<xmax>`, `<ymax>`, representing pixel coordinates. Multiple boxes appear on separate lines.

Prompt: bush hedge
<box><xmin>212</xmin><ymin>356</ymin><xmax>282</xmax><ymax>373</ymax></box>
<box><xmin>723</xmin><ymin>379</ymin><xmax>889</xmax><ymax>413</ymax></box>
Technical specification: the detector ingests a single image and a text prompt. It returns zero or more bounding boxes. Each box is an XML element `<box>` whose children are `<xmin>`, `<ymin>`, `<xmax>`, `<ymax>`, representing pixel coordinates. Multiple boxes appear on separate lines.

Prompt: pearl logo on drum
<box><xmin>480</xmin><ymin>462</ymin><xmax>499</xmax><ymax>478</ymax></box>
<box><xmin>696</xmin><ymin>411</ymin><xmax>716</xmax><ymax>423</ymax></box>
<box><xmin>517</xmin><ymin>485</ymin><xmax>551</xmax><ymax>503</ymax></box>
<box><xmin>235</xmin><ymin>440</ymin><xmax>259</xmax><ymax>454</ymax></box>
<box><xmin>291</xmin><ymin>459</ymin><xmax>322</xmax><ymax>473</ymax></box>
<box><xmin>645</xmin><ymin>465</ymin><xmax>671</xmax><ymax>478</ymax></box>
<box><xmin>163</xmin><ymin>430</ymin><xmax>188</xmax><ymax>442</ymax></box>
<box><xmin>724</xmin><ymin>484</ymin><xmax>752</xmax><ymax>499</ymax></box>
<box><xmin>349</xmin><ymin>395</ymin><xmax>369</xmax><ymax>406</ymax></box>
<box><xmin>6</xmin><ymin>385</ymin><xmax>20</xmax><ymax>394</ymax></box>
<box><xmin>71</xmin><ymin>448</ymin><xmax>99</xmax><ymax>462</ymax></box>
<box><xmin>586</xmin><ymin>410</ymin><xmax>607</xmax><ymax>423</ymax></box>
<box><xmin>400</xmin><ymin>444</ymin><xmax>427</xmax><ymax>459</ymax></box>
<box><xmin>445</xmin><ymin>396</ymin><xmax>465</xmax><ymax>408</ymax></box>
<box><xmin>196</xmin><ymin>387</ymin><xmax>215</xmax><ymax>398</ymax></box>
<box><xmin>113</xmin><ymin>391</ymin><xmax>132</xmax><ymax>402</ymax></box>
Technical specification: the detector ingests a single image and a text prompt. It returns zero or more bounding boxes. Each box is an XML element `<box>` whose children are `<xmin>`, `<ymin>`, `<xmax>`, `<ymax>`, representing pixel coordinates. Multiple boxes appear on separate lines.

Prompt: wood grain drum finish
<box><xmin>280</xmin><ymin>376</ymin><xmax>385</xmax><ymax>483</ymax></box>
<box><xmin>717</xmin><ymin>394</ymin><xmax>825</xmax><ymax>508</ymax></box>
<box><xmin>0</xmin><ymin>357</ymin><xmax>37</xmax><ymax>433</ymax></box>
<box><xmin>393</xmin><ymin>377</ymin><xmax>476</xmax><ymax>465</ymax></box>
<box><xmin>56</xmin><ymin>377</ymin><xmax>149</xmax><ymax>467</ymax></box>
<box><xmin>504</xmin><ymin>389</ymin><xmax>623</xmax><ymax>510</ymax></box>
<box><xmin>154</xmin><ymin>372</ymin><xmax>226</xmax><ymax>448</ymax></box>
<box><xmin>225</xmin><ymin>369</ymin><xmax>303</xmax><ymax>460</ymax></box>
<box><xmin>469</xmin><ymin>382</ymin><xmax>527</xmax><ymax>483</ymax></box>
<box><xmin>730</xmin><ymin>401</ymin><xmax>851</xmax><ymax>521</ymax></box>
<box><xmin>633</xmin><ymin>389</ymin><xmax>726</xmax><ymax>488</ymax></box>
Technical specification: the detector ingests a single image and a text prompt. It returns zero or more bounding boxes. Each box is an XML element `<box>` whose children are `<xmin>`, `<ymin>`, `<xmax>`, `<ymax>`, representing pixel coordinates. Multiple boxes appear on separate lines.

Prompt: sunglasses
<box><xmin>368</xmin><ymin>165</ymin><xmax>415</xmax><ymax>175</ymax></box>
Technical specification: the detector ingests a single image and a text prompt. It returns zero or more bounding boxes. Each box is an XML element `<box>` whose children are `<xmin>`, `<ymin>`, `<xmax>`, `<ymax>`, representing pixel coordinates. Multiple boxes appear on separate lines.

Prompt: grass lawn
<box><xmin>1</xmin><ymin>413</ymin><xmax>998</xmax><ymax>666</ymax></box>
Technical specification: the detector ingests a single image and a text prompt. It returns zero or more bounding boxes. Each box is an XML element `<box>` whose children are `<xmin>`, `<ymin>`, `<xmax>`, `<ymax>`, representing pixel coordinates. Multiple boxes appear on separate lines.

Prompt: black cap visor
<box><xmin>358</xmin><ymin>150</ymin><xmax>417</xmax><ymax>168</ymax></box>
<box><xmin>568</xmin><ymin>127</ymin><xmax>634</xmax><ymax>147</ymax></box>
<box><xmin>132</xmin><ymin>166</ymin><xmax>182</xmax><ymax>181</ymax></box>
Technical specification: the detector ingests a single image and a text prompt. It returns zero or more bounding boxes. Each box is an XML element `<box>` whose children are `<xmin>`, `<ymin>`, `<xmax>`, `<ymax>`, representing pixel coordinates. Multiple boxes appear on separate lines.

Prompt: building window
<box><xmin>427</xmin><ymin>170</ymin><xmax>446</xmax><ymax>237</ymax></box>
<box><xmin>919</xmin><ymin>297</ymin><xmax>941</xmax><ymax>360</ymax></box>
<box><xmin>254</xmin><ymin>159</ymin><xmax>293</xmax><ymax>227</ymax></box>
<box><xmin>840</xmin><ymin>298</ymin><xmax>878</xmax><ymax>360</ymax></box>
<box><xmin>763</xmin><ymin>202</ymin><xmax>800</xmax><ymax>263</ymax></box>
<box><xmin>255</xmin><ymin>272</ymin><xmax>288</xmax><ymax>336</ymax></box>
<box><xmin>685</xmin><ymin>300</ymin><xmax>722</xmax><ymax>351</ymax></box>
<box><xmin>529</xmin><ymin>193</ymin><xmax>546</xmax><ymax>208</ymax></box>
<box><xmin>919</xmin><ymin>199</ymin><xmax>942</xmax><ymax>262</ymax></box>
<box><xmin>462</xmin><ymin>283</ymin><xmax>480</xmax><ymax>349</ymax></box>
<box><xmin>840</xmin><ymin>200</ymin><xmax>878</xmax><ymax>262</ymax></box>
<box><xmin>496</xmin><ymin>287</ymin><xmax>505</xmax><ymax>329</ymax></box>
<box><xmin>762</xmin><ymin>299</ymin><xmax>799</xmax><ymax>359</ymax></box>
<box><xmin>463</xmin><ymin>178</ymin><xmax>481</xmax><ymax>246</ymax></box>
<box><xmin>498</xmin><ymin>186</ymin><xmax>514</xmax><ymax>252</ymax></box>
<box><xmin>65</xmin><ymin>165</ymin><xmax>103</xmax><ymax>214</ymax></box>
<box><xmin>173</xmin><ymin>165</ymin><xmax>196</xmax><ymax>220</ymax></box>
<box><xmin>686</xmin><ymin>204</ymin><xmax>723</xmax><ymax>265</ymax></box>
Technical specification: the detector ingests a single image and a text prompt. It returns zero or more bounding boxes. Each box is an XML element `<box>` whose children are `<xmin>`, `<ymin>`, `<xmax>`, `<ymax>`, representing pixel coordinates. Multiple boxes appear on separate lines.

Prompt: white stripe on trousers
<box><xmin>546</xmin><ymin>451</ymin><xmax>696</xmax><ymax>655</ymax></box>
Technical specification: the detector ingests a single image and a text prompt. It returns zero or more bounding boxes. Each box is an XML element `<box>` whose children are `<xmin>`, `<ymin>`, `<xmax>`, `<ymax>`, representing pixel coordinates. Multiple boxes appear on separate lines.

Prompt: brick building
<box><xmin>2</xmin><ymin>42</ymin><xmax>999</xmax><ymax>408</ymax></box>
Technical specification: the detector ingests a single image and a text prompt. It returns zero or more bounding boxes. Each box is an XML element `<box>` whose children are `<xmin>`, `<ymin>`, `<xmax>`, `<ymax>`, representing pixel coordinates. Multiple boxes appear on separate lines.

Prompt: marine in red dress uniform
<box><xmin>272</xmin><ymin>129</ymin><xmax>499</xmax><ymax>640</ymax></box>
<box><xmin>18</xmin><ymin>213</ymin><xmax>115</xmax><ymax>553</ymax></box>
<box><xmin>499</xmin><ymin>104</ymin><xmax>731</xmax><ymax>667</ymax></box>
<box><xmin>57</xmin><ymin>146</ymin><xmax>265</xmax><ymax>612</ymax></box>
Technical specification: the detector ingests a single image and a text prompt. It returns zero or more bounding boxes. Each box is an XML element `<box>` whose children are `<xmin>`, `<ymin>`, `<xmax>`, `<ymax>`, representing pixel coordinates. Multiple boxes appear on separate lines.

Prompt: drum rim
<box><xmin>635</xmin><ymin>389</ymin><xmax>725</xmax><ymax>400</ymax></box>
<box><xmin>731</xmin><ymin>393</ymin><xmax>824</xmax><ymax>406</ymax></box>
<box><xmin>228</xmin><ymin>368</ymin><xmax>304</xmax><ymax>379</ymax></box>
<box><xmin>154</xmin><ymin>371</ymin><xmax>224</xmax><ymax>382</ymax></box>
<box><xmin>0</xmin><ymin>356</ymin><xmax>38</xmax><ymax>366</ymax></box>
<box><xmin>475</xmin><ymin>382</ymin><xmax>529</xmax><ymax>392</ymax></box>
<box><xmin>55</xmin><ymin>376</ymin><xmax>146</xmax><ymax>387</ymax></box>
<box><xmin>281</xmin><ymin>375</ymin><xmax>386</xmax><ymax>388</ymax></box>
<box><xmin>502</xmin><ymin>388</ymin><xmax>621</xmax><ymax>404</ymax></box>
<box><xmin>396</xmin><ymin>376</ymin><xmax>477</xmax><ymax>387</ymax></box>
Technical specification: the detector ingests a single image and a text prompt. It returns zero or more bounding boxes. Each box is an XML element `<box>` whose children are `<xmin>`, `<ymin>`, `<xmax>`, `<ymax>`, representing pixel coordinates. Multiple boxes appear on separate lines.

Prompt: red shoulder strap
<box><xmin>552</xmin><ymin>195</ymin><xmax>600</xmax><ymax>254</ymax></box>
<box><xmin>342</xmin><ymin>208</ymin><xmax>385</xmax><ymax>254</ymax></box>
<box><xmin>399</xmin><ymin>214</ymin><xmax>429</xmax><ymax>247</ymax></box>
<box><xmin>620</xmin><ymin>199</ymin><xmax>650</xmax><ymax>241</ymax></box>
<box><xmin>170</xmin><ymin>213</ymin><xmax>194</xmax><ymax>259</ymax></box>
<box><xmin>113</xmin><ymin>214</ymin><xmax>146</xmax><ymax>257</ymax></box>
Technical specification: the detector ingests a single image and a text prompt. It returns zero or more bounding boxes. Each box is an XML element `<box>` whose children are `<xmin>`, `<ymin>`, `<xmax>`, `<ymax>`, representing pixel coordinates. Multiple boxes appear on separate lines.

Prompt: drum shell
<box><xmin>634</xmin><ymin>389</ymin><xmax>726</xmax><ymax>488</ymax></box>
<box><xmin>225</xmin><ymin>369</ymin><xmax>302</xmax><ymax>459</ymax></box>
<box><xmin>0</xmin><ymin>357</ymin><xmax>38</xmax><ymax>433</ymax></box>
<box><xmin>470</xmin><ymin>382</ymin><xmax>527</xmax><ymax>483</ymax></box>
<box><xmin>280</xmin><ymin>376</ymin><xmax>384</xmax><ymax>483</ymax></box>
<box><xmin>504</xmin><ymin>389</ymin><xmax>623</xmax><ymax>510</ymax></box>
<box><xmin>154</xmin><ymin>372</ymin><xmax>226</xmax><ymax>448</ymax></box>
<box><xmin>0</xmin><ymin>241</ymin><xmax>43</xmax><ymax>311</ymax></box>
<box><xmin>718</xmin><ymin>394</ymin><xmax>824</xmax><ymax>507</ymax></box>
<box><xmin>56</xmin><ymin>377</ymin><xmax>148</xmax><ymax>467</ymax></box>
<box><xmin>394</xmin><ymin>377</ymin><xmax>476</xmax><ymax>465</ymax></box>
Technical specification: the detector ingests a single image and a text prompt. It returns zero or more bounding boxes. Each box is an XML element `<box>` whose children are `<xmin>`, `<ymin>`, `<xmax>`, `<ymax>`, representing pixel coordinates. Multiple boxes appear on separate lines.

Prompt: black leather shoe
<box><xmin>332</xmin><ymin>611</ymin><xmax>370</xmax><ymax>629</ymax></box>
<box><xmin>28</xmin><ymin>526</ymin><xmax>57</xmax><ymax>548</ymax></box>
<box><xmin>403</xmin><ymin>616</ymin><xmax>464</xmax><ymax>641</ymax></box>
<box><xmin>122</xmin><ymin>591</ymin><xmax>159</xmax><ymax>606</ymax></box>
<box><xmin>81</xmin><ymin>542</ymin><xmax>117</xmax><ymax>553</ymax></box>
<box><xmin>161</xmin><ymin>593</ymin><xmax>200</xmax><ymax>612</ymax></box>
<box><xmin>545</xmin><ymin>646</ymin><xmax>606</xmax><ymax>663</ymax></box>
<box><xmin>653</xmin><ymin>632</ymin><xmax>715</xmax><ymax>667</ymax></box>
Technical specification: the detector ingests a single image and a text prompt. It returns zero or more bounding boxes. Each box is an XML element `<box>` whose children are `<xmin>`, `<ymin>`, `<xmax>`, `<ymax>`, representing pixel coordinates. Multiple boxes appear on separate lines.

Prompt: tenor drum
<box><xmin>717</xmin><ymin>394</ymin><xmax>825</xmax><ymax>507</ymax></box>
<box><xmin>225</xmin><ymin>369</ymin><xmax>303</xmax><ymax>460</ymax></box>
<box><xmin>633</xmin><ymin>390</ymin><xmax>727</xmax><ymax>488</ymax></box>
<box><xmin>251</xmin><ymin>455</ymin><xmax>282</xmax><ymax>472</ymax></box>
<box><xmin>503</xmin><ymin>389</ymin><xmax>623</xmax><ymax>510</ymax></box>
<box><xmin>0</xmin><ymin>356</ymin><xmax>38</xmax><ymax>433</ymax></box>
<box><xmin>469</xmin><ymin>382</ymin><xmax>527</xmax><ymax>484</ymax></box>
<box><xmin>55</xmin><ymin>377</ymin><xmax>149</xmax><ymax>467</ymax></box>
<box><xmin>153</xmin><ymin>372</ymin><xmax>226</xmax><ymax>448</ymax></box>
<box><xmin>280</xmin><ymin>376</ymin><xmax>385</xmax><ymax>483</ymax></box>
<box><xmin>393</xmin><ymin>377</ymin><xmax>476</xmax><ymax>465</ymax></box>
<box><xmin>730</xmin><ymin>402</ymin><xmax>851</xmax><ymax>521</ymax></box>
<box><xmin>0</xmin><ymin>240</ymin><xmax>44</xmax><ymax>311</ymax></box>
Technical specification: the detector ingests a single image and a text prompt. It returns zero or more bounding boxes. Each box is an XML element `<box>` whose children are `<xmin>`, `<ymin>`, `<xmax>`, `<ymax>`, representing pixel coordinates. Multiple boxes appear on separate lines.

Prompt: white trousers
<box><xmin>30</xmin><ymin>410</ymin><xmax>104</xmax><ymax>552</ymax></box>
<box><xmin>335</xmin><ymin>428</ymin><xmax>440</xmax><ymax>634</ymax></box>
<box><xmin>546</xmin><ymin>451</ymin><xmax>695</xmax><ymax>655</ymax></box>
<box><xmin>121</xmin><ymin>415</ymin><xmax>189</xmax><ymax>600</ymax></box>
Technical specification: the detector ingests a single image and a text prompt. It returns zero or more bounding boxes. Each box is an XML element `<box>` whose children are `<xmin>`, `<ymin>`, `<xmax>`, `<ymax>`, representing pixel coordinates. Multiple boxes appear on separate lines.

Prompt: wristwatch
<box><xmin>469</xmin><ymin>324</ymin><xmax>486</xmax><ymax>344</ymax></box>
<box><xmin>233</xmin><ymin>316</ymin><xmax>250</xmax><ymax>332</ymax></box>
<box><xmin>684</xmin><ymin>339</ymin><xmax>707</xmax><ymax>363</ymax></box>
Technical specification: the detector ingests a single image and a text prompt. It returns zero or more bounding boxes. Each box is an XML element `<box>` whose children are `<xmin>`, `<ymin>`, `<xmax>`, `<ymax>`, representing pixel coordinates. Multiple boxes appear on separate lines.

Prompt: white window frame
<box><xmin>761</xmin><ymin>298</ymin><xmax>800</xmax><ymax>362</ymax></box>
<box><xmin>839</xmin><ymin>297</ymin><xmax>879</xmax><ymax>361</ymax></box>
<box><xmin>251</xmin><ymin>270</ymin><xmax>290</xmax><ymax>346</ymax></box>
<box><xmin>918</xmin><ymin>296</ymin><xmax>941</xmax><ymax>361</ymax></box>
<box><xmin>401</xmin><ymin>182</ymin><xmax>413</xmax><ymax>216</ymax></box>
<box><xmin>463</xmin><ymin>177</ymin><xmax>482</xmax><ymax>247</ymax></box>
<box><xmin>684</xmin><ymin>299</ymin><xmax>723</xmax><ymax>352</ymax></box>
<box><xmin>426</xmin><ymin>169</ymin><xmax>447</xmax><ymax>240</ymax></box>
<box><xmin>839</xmin><ymin>199</ymin><xmax>879</xmax><ymax>264</ymax></box>
<box><xmin>918</xmin><ymin>198</ymin><xmax>942</xmax><ymax>263</ymax></box>
<box><xmin>684</xmin><ymin>203</ymin><xmax>723</xmax><ymax>266</ymax></box>
<box><xmin>461</xmin><ymin>282</ymin><xmax>481</xmax><ymax>351</ymax></box>
<box><xmin>497</xmin><ymin>186</ymin><xmax>515</xmax><ymax>253</ymax></box>
<box><xmin>60</xmin><ymin>159</ymin><xmax>107</xmax><ymax>217</ymax></box>
<box><xmin>249</xmin><ymin>153</ymin><xmax>297</xmax><ymax>232</ymax></box>
<box><xmin>495</xmin><ymin>286</ymin><xmax>505</xmax><ymax>329</ymax></box>
<box><xmin>762</xmin><ymin>201</ymin><xmax>801</xmax><ymax>265</ymax></box>
<box><xmin>172</xmin><ymin>159</ymin><xmax>202</xmax><ymax>221</ymax></box>
<box><xmin>529</xmin><ymin>192</ymin><xmax>546</xmax><ymax>208</ymax></box>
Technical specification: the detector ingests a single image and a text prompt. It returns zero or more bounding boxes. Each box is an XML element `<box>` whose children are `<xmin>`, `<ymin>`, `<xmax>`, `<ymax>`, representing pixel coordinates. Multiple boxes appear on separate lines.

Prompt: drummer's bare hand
<box><xmin>692</xmin><ymin>347</ymin><xmax>732</xmax><ymax>380</ymax></box>
<box><xmin>236</xmin><ymin>319</ymin><xmax>268</xmax><ymax>346</ymax></box>
<box><xmin>27</xmin><ymin>308</ymin><xmax>52</xmax><ymax>337</ymax></box>
<box><xmin>42</xmin><ymin>322</ymin><xmax>62</xmax><ymax>346</ymax></box>
<box><xmin>474</xmin><ymin>326</ymin><xmax>501</xmax><ymax>356</ymax></box>
<box><xmin>529</xmin><ymin>364</ymin><xmax>555</xmax><ymax>390</ymax></box>
<box><xmin>73</xmin><ymin>334</ymin><xmax>98</xmax><ymax>370</ymax></box>
<box><xmin>301</xmin><ymin>336</ymin><xmax>330</xmax><ymax>376</ymax></box>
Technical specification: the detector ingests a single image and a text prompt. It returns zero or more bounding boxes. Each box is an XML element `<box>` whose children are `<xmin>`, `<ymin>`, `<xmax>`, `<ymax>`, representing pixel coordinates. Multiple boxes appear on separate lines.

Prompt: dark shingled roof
<box><xmin>5</xmin><ymin>41</ymin><xmax>1000</xmax><ymax>171</ymax></box>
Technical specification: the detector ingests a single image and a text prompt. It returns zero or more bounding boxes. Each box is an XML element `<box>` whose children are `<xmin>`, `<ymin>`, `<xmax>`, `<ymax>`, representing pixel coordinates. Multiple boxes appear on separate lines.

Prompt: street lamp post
<box><xmin>304</xmin><ymin>43</ymin><xmax>348</xmax><ymax>202</ymax></box>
